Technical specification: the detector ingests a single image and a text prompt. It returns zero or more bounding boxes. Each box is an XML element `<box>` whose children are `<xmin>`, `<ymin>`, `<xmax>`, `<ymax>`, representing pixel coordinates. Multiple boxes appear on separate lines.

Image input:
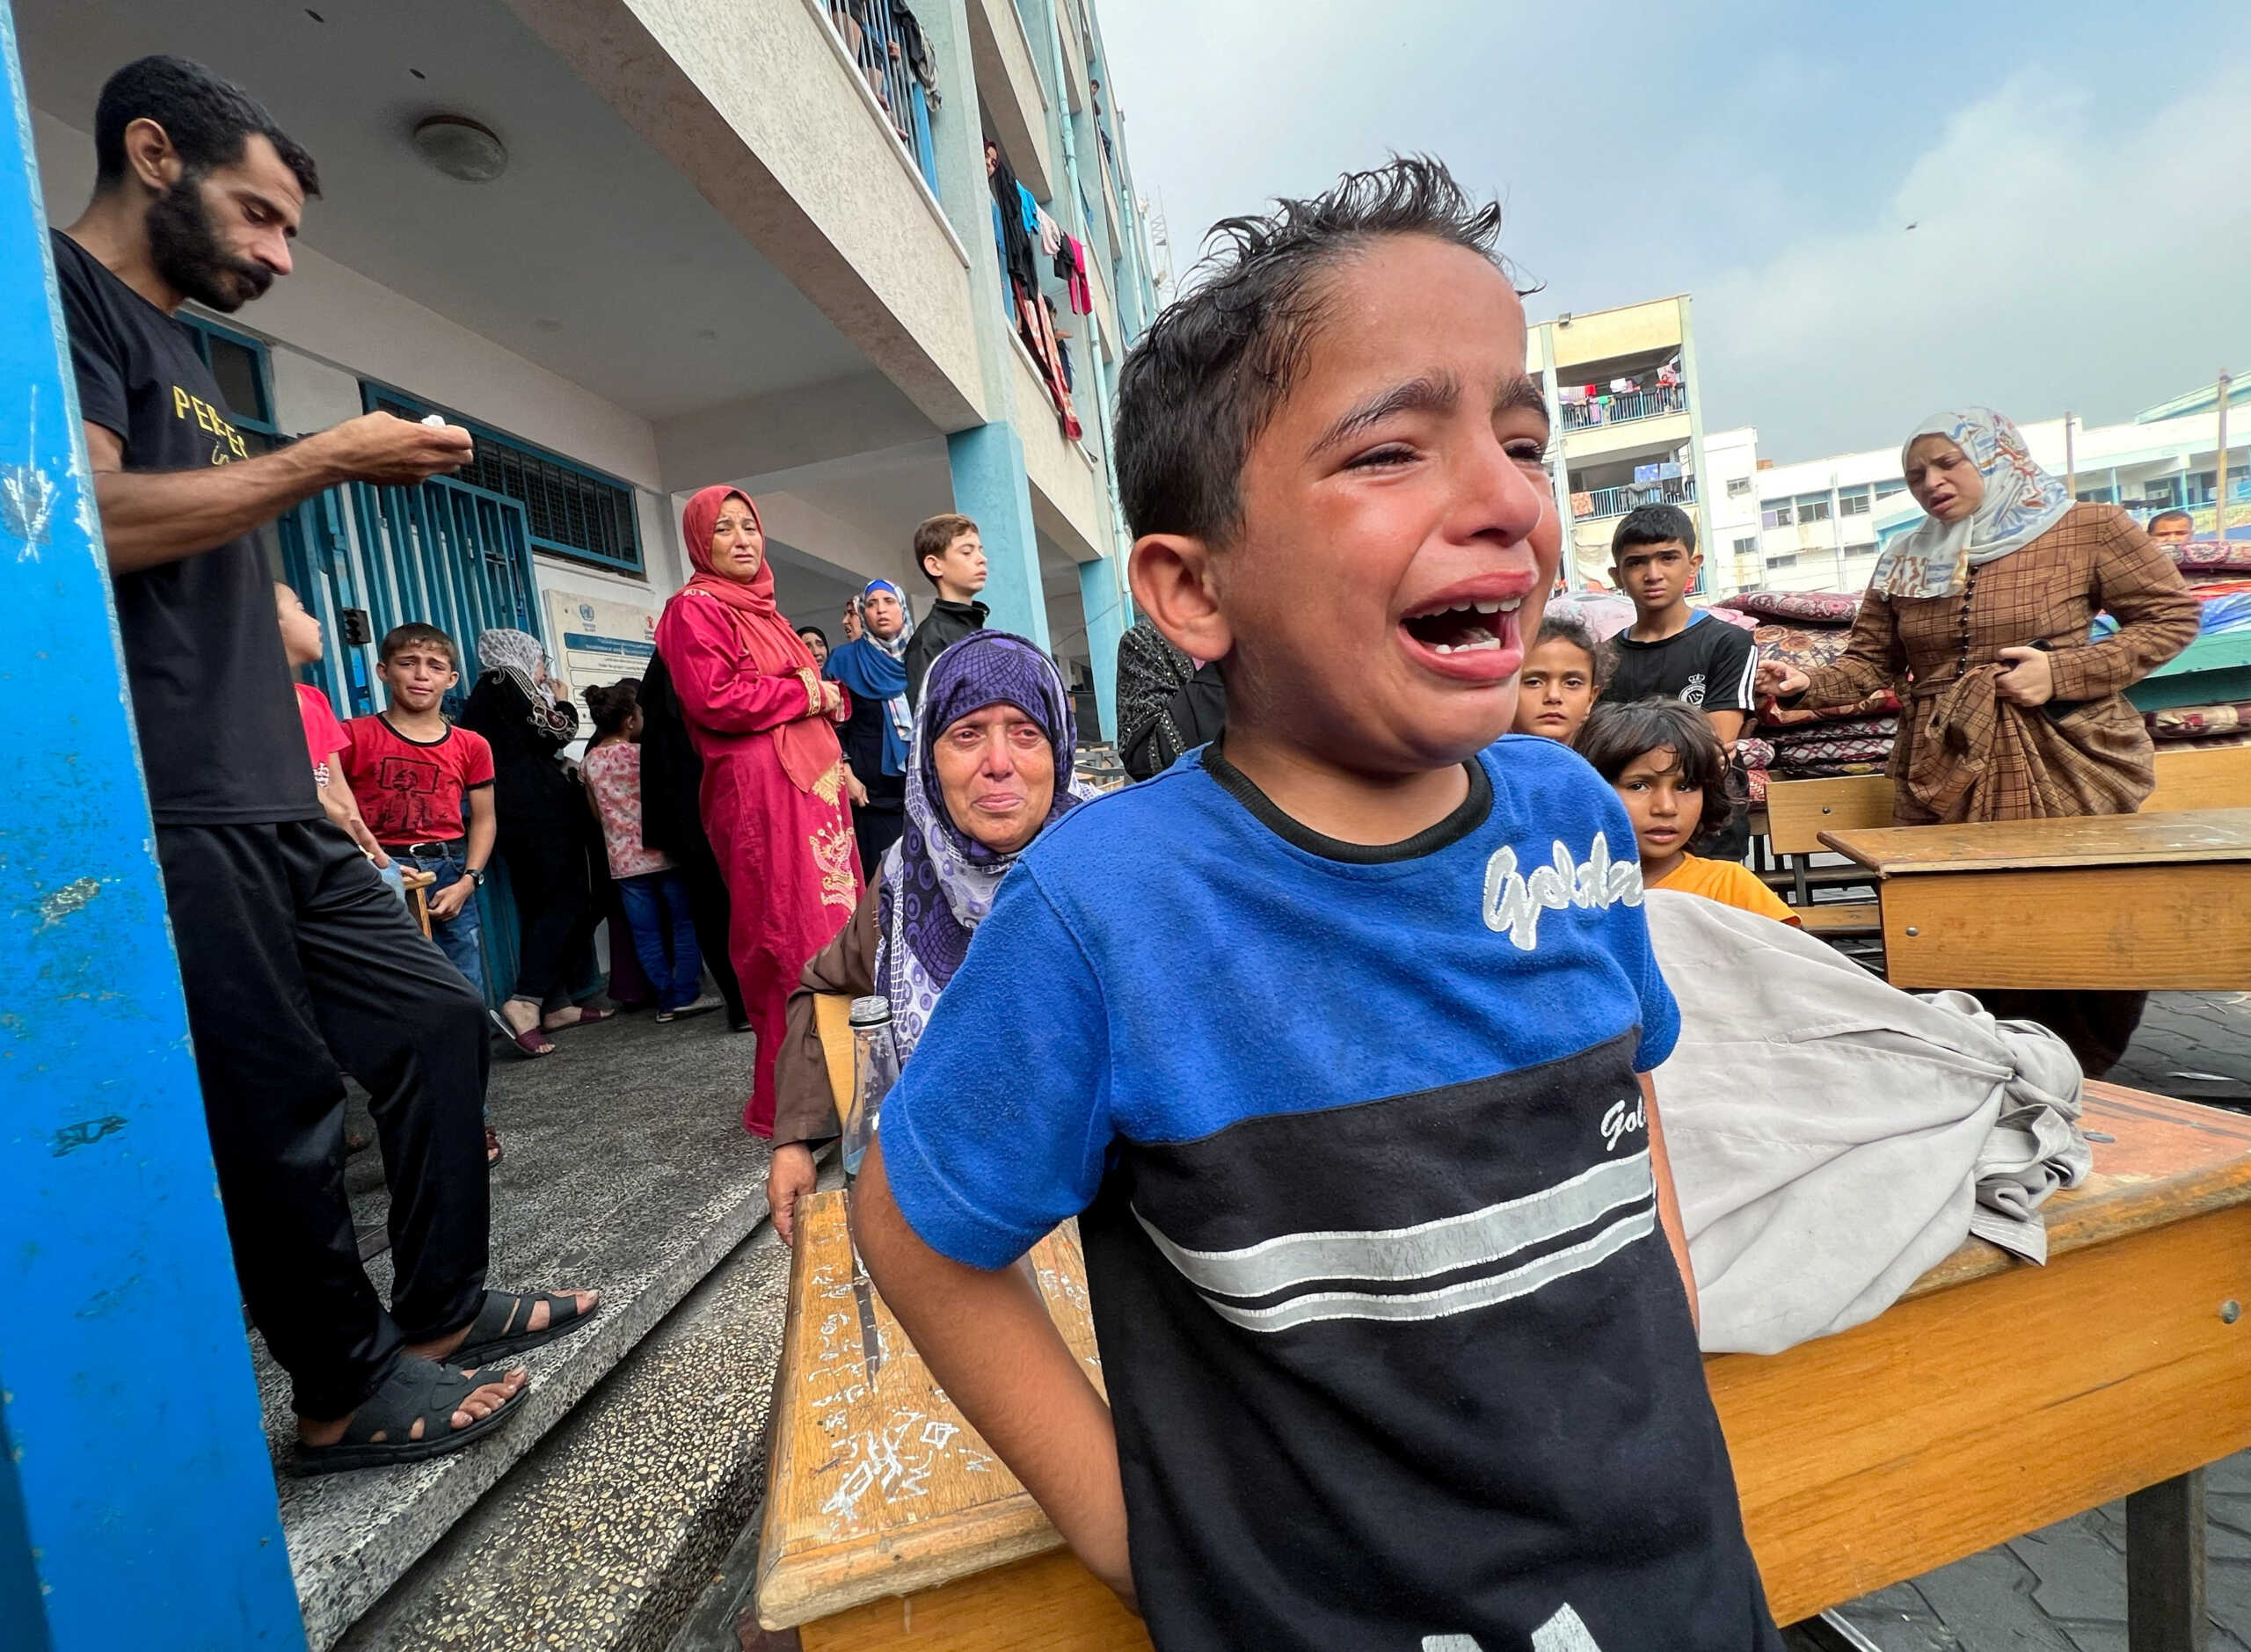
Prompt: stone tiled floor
<box><xmin>1832</xmin><ymin>990</ymin><xmax>2251</xmax><ymax>1651</ymax></box>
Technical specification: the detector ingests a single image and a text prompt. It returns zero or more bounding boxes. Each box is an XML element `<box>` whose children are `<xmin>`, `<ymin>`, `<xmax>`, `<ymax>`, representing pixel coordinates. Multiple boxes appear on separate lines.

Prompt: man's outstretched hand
<box><xmin>313</xmin><ymin>411</ymin><xmax>474</xmax><ymax>486</ymax></box>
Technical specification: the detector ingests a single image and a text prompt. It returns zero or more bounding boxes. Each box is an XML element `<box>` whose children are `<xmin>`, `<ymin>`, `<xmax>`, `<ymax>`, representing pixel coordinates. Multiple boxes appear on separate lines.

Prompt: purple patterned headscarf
<box><xmin>875</xmin><ymin>631</ymin><xmax>1086</xmax><ymax>1057</ymax></box>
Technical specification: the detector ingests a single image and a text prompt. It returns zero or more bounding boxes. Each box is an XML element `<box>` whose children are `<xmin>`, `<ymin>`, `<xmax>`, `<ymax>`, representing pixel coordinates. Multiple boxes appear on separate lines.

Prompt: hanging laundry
<box><xmin>1610</xmin><ymin>377</ymin><xmax>1638</xmax><ymax>394</ymax></box>
<box><xmin>1067</xmin><ymin>237</ymin><xmax>1092</xmax><ymax>315</ymax></box>
<box><xmin>1635</xmin><ymin>463</ymin><xmax>1661</xmax><ymax>484</ymax></box>
<box><xmin>1034</xmin><ymin>206</ymin><xmax>1063</xmax><ymax>259</ymax></box>
<box><xmin>1570</xmin><ymin>491</ymin><xmax>1595</xmax><ymax>515</ymax></box>
<box><xmin>1016</xmin><ymin>182</ymin><xmax>1040</xmax><ymax>242</ymax></box>
<box><xmin>1656</xmin><ymin>359</ymin><xmax>1682</xmax><ymax>389</ymax></box>
<box><xmin>1557</xmin><ymin>385</ymin><xmax>1589</xmax><ymax>405</ymax></box>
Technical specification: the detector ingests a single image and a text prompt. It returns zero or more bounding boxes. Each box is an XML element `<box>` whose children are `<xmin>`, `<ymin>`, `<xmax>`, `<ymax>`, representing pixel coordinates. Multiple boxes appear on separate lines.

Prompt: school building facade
<box><xmin>22</xmin><ymin>0</ymin><xmax>1162</xmax><ymax>741</ymax></box>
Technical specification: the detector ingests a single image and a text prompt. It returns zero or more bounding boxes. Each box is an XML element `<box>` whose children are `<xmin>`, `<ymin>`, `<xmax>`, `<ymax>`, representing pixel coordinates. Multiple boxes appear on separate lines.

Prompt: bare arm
<box><xmin>851</xmin><ymin>1144</ymin><xmax>1135</xmax><ymax>1605</ymax></box>
<box><xmin>1701</xmin><ymin>708</ymin><xmax>1745</xmax><ymax>750</ymax></box>
<box><xmin>1641</xmin><ymin>1071</ymin><xmax>1697</xmax><ymax>1333</ymax></box>
<box><xmin>463</xmin><ymin>786</ymin><xmax>496</xmax><ymax>877</ymax></box>
<box><xmin>431</xmin><ymin>789</ymin><xmax>496</xmax><ymax>922</ymax></box>
<box><xmin>85</xmin><ymin>412</ymin><xmax>473</xmax><ymax>574</ymax></box>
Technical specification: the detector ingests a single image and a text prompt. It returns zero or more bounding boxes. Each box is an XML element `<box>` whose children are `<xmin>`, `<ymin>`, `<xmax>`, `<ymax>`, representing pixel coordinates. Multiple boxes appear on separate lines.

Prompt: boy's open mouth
<box><xmin>1400</xmin><ymin>595</ymin><xmax>1521</xmax><ymax>656</ymax></box>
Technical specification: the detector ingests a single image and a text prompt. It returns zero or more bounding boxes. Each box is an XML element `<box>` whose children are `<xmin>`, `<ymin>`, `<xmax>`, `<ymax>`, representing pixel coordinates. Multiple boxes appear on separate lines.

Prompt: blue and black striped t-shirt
<box><xmin>879</xmin><ymin>734</ymin><xmax>1779</xmax><ymax>1652</ymax></box>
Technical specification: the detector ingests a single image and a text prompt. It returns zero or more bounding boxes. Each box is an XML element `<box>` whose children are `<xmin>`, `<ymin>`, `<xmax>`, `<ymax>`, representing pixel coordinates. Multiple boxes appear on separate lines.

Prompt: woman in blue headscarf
<box><xmin>824</xmin><ymin>578</ymin><xmax>915</xmax><ymax>864</ymax></box>
<box><xmin>766</xmin><ymin>630</ymin><xmax>1089</xmax><ymax>1243</ymax></box>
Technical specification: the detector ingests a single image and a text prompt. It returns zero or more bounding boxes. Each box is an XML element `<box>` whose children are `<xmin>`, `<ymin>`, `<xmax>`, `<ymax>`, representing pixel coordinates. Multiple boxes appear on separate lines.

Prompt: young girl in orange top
<box><xmin>1578</xmin><ymin>699</ymin><xmax>1800</xmax><ymax>925</ymax></box>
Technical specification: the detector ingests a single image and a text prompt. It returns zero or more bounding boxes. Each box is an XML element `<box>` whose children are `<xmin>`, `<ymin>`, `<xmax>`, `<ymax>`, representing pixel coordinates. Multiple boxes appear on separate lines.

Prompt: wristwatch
<box><xmin>466</xmin><ymin>866</ymin><xmax>487</xmax><ymax>888</ymax></box>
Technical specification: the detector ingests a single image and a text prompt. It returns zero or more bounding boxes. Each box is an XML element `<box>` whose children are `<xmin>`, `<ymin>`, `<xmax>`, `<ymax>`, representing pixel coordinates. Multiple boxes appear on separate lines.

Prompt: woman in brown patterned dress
<box><xmin>1758</xmin><ymin>406</ymin><xmax>2199</xmax><ymax>1073</ymax></box>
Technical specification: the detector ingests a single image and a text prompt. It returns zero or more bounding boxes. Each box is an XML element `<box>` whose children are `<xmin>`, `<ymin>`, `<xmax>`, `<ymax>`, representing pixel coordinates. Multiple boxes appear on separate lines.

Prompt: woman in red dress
<box><xmin>656</xmin><ymin>486</ymin><xmax>863</xmax><ymax>1134</ymax></box>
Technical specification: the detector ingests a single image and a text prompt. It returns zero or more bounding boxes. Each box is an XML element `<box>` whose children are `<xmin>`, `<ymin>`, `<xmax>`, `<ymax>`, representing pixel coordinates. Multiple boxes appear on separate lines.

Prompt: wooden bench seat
<box><xmin>1793</xmin><ymin>900</ymin><xmax>1881</xmax><ymax>936</ymax></box>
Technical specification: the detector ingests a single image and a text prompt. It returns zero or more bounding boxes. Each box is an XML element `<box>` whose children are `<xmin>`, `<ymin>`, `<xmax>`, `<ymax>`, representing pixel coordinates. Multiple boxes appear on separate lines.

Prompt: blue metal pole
<box><xmin>0</xmin><ymin>2</ymin><xmax>305</xmax><ymax>1643</ymax></box>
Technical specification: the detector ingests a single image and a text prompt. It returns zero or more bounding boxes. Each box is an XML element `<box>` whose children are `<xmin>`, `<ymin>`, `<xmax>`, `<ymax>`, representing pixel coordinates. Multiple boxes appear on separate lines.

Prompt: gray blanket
<box><xmin>1644</xmin><ymin>891</ymin><xmax>2089</xmax><ymax>1355</ymax></box>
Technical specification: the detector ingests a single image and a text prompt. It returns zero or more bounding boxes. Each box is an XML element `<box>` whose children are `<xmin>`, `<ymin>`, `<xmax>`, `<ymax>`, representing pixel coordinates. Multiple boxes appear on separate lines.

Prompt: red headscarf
<box><xmin>679</xmin><ymin>485</ymin><xmax>841</xmax><ymax>794</ymax></box>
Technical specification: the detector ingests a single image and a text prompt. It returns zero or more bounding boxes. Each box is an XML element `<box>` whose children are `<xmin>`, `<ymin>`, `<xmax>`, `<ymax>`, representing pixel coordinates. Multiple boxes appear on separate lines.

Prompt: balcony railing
<box><xmin>823</xmin><ymin>0</ymin><xmax>940</xmax><ymax>193</ymax></box>
<box><xmin>1560</xmin><ymin>384</ymin><xmax>1686</xmax><ymax>432</ymax></box>
<box><xmin>1578</xmin><ymin>477</ymin><xmax>1697</xmax><ymax>520</ymax></box>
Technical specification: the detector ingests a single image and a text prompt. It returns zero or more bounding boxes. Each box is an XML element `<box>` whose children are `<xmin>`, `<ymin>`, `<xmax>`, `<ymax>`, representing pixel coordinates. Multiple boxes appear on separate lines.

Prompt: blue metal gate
<box><xmin>348</xmin><ymin>475</ymin><xmax>545</xmax><ymax>695</ymax></box>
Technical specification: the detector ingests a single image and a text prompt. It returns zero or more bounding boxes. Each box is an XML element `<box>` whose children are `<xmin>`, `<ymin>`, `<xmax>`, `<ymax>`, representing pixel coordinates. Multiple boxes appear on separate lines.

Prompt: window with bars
<box><xmin>1794</xmin><ymin>491</ymin><xmax>1833</xmax><ymax>522</ymax></box>
<box><xmin>1761</xmin><ymin>500</ymin><xmax>1792</xmax><ymax>528</ymax></box>
<box><xmin>1839</xmin><ymin>487</ymin><xmax>1871</xmax><ymax>516</ymax></box>
<box><xmin>363</xmin><ymin>386</ymin><xmax>644</xmax><ymax>575</ymax></box>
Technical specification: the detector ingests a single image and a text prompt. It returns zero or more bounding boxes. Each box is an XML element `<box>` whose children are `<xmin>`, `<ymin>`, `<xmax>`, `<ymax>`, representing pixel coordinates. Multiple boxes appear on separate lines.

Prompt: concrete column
<box><xmin>1078</xmin><ymin>550</ymin><xmax>1127</xmax><ymax>739</ymax></box>
<box><xmin>948</xmin><ymin>421</ymin><xmax>1049</xmax><ymax>648</ymax></box>
<box><xmin>0</xmin><ymin>9</ymin><xmax>303</xmax><ymax>1645</ymax></box>
<box><xmin>922</xmin><ymin>0</ymin><xmax>1049</xmax><ymax>654</ymax></box>
<box><xmin>1677</xmin><ymin>294</ymin><xmax>1714</xmax><ymax>589</ymax></box>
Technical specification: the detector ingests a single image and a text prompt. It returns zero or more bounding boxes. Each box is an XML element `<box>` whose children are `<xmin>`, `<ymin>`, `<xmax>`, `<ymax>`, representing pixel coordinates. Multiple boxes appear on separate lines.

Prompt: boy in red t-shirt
<box><xmin>276</xmin><ymin>582</ymin><xmax>388</xmax><ymax>867</ymax></box>
<box><xmin>341</xmin><ymin>623</ymin><xmax>497</xmax><ymax>991</ymax></box>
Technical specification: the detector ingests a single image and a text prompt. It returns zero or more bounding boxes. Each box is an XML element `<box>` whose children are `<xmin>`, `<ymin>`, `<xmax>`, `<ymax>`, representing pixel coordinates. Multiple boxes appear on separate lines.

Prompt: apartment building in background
<box><xmin>1528</xmin><ymin>295</ymin><xmax>1715</xmax><ymax>593</ymax></box>
<box><xmin>24</xmin><ymin>0</ymin><xmax>1161</xmax><ymax>743</ymax></box>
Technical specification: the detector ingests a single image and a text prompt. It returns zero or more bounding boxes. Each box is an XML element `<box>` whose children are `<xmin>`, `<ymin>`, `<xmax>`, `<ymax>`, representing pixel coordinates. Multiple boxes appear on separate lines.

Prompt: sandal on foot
<box><xmin>484</xmin><ymin>1125</ymin><xmax>504</xmax><ymax>1168</ymax></box>
<box><xmin>448</xmin><ymin>1287</ymin><xmax>601</xmax><ymax>1365</ymax></box>
<box><xmin>544</xmin><ymin>1007</ymin><xmax>615</xmax><ymax>1032</ymax></box>
<box><xmin>488</xmin><ymin>1008</ymin><xmax>555</xmax><ymax>1057</ymax></box>
<box><xmin>290</xmin><ymin>1357</ymin><xmax>525</xmax><ymax>1476</ymax></box>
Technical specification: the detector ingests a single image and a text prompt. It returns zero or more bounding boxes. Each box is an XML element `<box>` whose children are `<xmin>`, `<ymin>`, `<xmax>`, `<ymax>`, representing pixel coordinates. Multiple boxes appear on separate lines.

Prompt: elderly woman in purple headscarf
<box><xmin>765</xmin><ymin>630</ymin><xmax>1089</xmax><ymax>1242</ymax></box>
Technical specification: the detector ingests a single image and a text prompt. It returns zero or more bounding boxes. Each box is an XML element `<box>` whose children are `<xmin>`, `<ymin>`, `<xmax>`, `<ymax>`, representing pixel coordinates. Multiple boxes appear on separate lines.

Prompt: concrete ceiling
<box><xmin>20</xmin><ymin>0</ymin><xmax>869</xmax><ymax>422</ymax></box>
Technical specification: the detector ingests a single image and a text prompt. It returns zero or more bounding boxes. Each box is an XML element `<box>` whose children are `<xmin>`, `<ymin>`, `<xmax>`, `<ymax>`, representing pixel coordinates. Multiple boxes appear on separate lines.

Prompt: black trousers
<box><xmin>499</xmin><ymin>826</ymin><xmax>597</xmax><ymax>1003</ymax></box>
<box><xmin>676</xmin><ymin>841</ymin><xmax>746</xmax><ymax>1023</ymax></box>
<box><xmin>156</xmin><ymin>819</ymin><xmax>491</xmax><ymax>1418</ymax></box>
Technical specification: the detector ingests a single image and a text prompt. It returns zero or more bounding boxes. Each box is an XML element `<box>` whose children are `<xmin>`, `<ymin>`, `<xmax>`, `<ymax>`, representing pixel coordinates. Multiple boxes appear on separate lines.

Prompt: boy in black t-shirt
<box><xmin>854</xmin><ymin>159</ymin><xmax>1780</xmax><ymax>1650</ymax></box>
<box><xmin>58</xmin><ymin>55</ymin><xmax>594</xmax><ymax>1472</ymax></box>
<box><xmin>1599</xmin><ymin>505</ymin><xmax>1758</xmax><ymax>858</ymax></box>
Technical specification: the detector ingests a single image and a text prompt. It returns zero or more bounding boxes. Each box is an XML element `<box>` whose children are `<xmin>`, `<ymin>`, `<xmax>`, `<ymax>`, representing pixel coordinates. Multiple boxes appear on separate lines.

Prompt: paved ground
<box><xmin>1832</xmin><ymin>989</ymin><xmax>2251</xmax><ymax>1651</ymax></box>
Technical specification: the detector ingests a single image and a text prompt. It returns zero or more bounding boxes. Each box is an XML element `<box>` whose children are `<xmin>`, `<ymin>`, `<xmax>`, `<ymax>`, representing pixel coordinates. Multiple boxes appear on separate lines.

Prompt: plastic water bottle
<box><xmin>842</xmin><ymin>995</ymin><xmax>900</xmax><ymax>1181</ymax></box>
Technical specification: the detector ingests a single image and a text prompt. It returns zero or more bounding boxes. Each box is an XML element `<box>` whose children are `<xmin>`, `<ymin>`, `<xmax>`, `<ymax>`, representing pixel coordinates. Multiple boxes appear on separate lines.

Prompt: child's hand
<box><xmin>429</xmin><ymin>879</ymin><xmax>474</xmax><ymax>921</ymax></box>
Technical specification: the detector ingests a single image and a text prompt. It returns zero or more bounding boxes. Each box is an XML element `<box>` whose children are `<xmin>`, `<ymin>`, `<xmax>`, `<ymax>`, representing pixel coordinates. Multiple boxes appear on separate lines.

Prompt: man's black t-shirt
<box><xmin>1599</xmin><ymin>609</ymin><xmax>1758</xmax><ymax>717</ymax></box>
<box><xmin>55</xmin><ymin>231</ymin><xmax>316</xmax><ymax>826</ymax></box>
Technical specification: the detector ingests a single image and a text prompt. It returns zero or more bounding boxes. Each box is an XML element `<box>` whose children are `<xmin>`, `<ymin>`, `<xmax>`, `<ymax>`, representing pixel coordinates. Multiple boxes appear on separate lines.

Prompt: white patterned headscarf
<box><xmin>1872</xmin><ymin>407</ymin><xmax>2073</xmax><ymax>600</ymax></box>
<box><xmin>477</xmin><ymin>627</ymin><xmax>577</xmax><ymax>738</ymax></box>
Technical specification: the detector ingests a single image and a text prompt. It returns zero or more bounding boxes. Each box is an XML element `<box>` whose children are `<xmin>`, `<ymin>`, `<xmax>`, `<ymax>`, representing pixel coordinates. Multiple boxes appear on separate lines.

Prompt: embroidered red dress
<box><xmin>657</xmin><ymin>488</ymin><xmax>862</xmax><ymax>1134</ymax></box>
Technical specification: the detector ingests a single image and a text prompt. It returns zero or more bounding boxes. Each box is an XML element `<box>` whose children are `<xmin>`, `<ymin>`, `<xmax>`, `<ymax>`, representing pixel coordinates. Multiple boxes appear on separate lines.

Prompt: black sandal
<box><xmin>290</xmin><ymin>1357</ymin><xmax>526</xmax><ymax>1476</ymax></box>
<box><xmin>448</xmin><ymin>1287</ymin><xmax>600</xmax><ymax>1366</ymax></box>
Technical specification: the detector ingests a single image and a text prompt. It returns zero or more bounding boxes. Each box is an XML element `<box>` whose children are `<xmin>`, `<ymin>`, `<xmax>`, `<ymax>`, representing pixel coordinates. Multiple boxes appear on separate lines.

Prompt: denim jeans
<box><xmin>393</xmin><ymin>842</ymin><xmax>484</xmax><ymax>998</ymax></box>
<box><xmin>617</xmin><ymin>869</ymin><xmax>704</xmax><ymax>1010</ymax></box>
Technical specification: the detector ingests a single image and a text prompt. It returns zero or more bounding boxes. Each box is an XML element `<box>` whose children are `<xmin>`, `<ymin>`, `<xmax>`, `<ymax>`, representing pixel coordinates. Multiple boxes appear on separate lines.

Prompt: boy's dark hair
<box><xmin>1532</xmin><ymin>611</ymin><xmax>1606</xmax><ymax>689</ymax></box>
<box><xmin>96</xmin><ymin>55</ymin><xmax>320</xmax><ymax>197</ymax></box>
<box><xmin>1611</xmin><ymin>503</ymin><xmax>1697</xmax><ymax>561</ymax></box>
<box><xmin>2148</xmin><ymin>508</ymin><xmax>2194</xmax><ymax>533</ymax></box>
<box><xmin>914</xmin><ymin>513</ymin><xmax>980</xmax><ymax>583</ymax></box>
<box><xmin>583</xmin><ymin>679</ymin><xmax>642</xmax><ymax>738</ymax></box>
<box><xmin>1113</xmin><ymin>155</ymin><xmax>1509</xmax><ymax>546</ymax></box>
<box><xmin>379</xmin><ymin>622</ymin><xmax>457</xmax><ymax>668</ymax></box>
<box><xmin>1576</xmin><ymin>698</ymin><xmax>1737</xmax><ymax>854</ymax></box>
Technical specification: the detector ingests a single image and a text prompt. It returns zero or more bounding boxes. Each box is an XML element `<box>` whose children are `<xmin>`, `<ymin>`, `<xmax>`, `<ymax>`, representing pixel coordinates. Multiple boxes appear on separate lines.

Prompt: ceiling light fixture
<box><xmin>412</xmin><ymin>115</ymin><xmax>507</xmax><ymax>184</ymax></box>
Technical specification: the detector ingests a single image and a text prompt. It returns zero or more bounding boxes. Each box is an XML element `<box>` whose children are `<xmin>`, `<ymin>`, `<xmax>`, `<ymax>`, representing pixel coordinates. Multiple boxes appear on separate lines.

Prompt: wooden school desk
<box><xmin>755</xmin><ymin>1084</ymin><xmax>2251</xmax><ymax>1649</ymax></box>
<box><xmin>1820</xmin><ymin>807</ymin><xmax>2251</xmax><ymax>991</ymax></box>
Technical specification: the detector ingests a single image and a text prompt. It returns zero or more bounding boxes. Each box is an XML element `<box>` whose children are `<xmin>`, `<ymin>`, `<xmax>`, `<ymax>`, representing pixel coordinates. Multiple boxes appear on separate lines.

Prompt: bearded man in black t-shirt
<box><xmin>1596</xmin><ymin>504</ymin><xmax>1759</xmax><ymax>860</ymax></box>
<box><xmin>57</xmin><ymin>55</ymin><xmax>595</xmax><ymax>1472</ymax></box>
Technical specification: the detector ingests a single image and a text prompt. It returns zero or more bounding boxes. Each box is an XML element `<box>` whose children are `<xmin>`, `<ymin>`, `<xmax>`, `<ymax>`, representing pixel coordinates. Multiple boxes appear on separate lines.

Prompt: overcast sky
<box><xmin>1099</xmin><ymin>1</ymin><xmax>2251</xmax><ymax>463</ymax></box>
